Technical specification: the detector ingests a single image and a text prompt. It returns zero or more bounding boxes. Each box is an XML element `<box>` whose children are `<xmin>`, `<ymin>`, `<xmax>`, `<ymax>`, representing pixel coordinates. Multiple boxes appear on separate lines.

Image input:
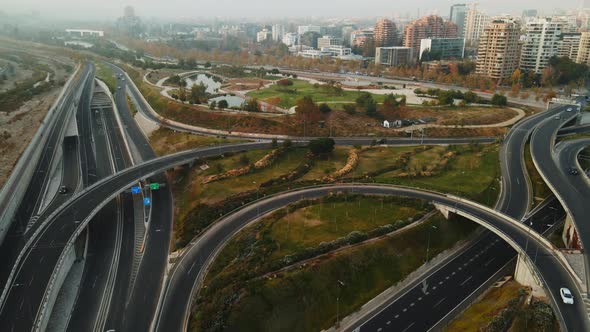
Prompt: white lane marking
<box><xmin>386</xmin><ymin>321</ymin><xmax>391</xmax><ymax>325</ymax></box>
<box><xmin>485</xmin><ymin>258</ymin><xmax>496</xmax><ymax>266</ymax></box>
<box><xmin>418</xmin><ymin>297</ymin><xmax>422</xmax><ymax>301</ymax></box>
<box><xmin>401</xmin><ymin>322</ymin><xmax>415</xmax><ymax>332</ymax></box>
<box><xmin>433</xmin><ymin>298</ymin><xmax>446</xmax><ymax>307</ymax></box>
<box><xmin>460</xmin><ymin>276</ymin><xmax>473</xmax><ymax>286</ymax></box>
<box><xmin>410</xmin><ymin>302</ymin><xmax>415</xmax><ymax>307</ymax></box>
<box><xmin>394</xmin><ymin>314</ymin><xmax>399</xmax><ymax>319</ymax></box>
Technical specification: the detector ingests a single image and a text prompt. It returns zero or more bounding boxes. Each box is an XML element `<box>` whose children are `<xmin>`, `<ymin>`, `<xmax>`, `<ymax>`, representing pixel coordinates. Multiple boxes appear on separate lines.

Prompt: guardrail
<box><xmin>0</xmin><ymin>63</ymin><xmax>83</xmax><ymax>245</ymax></box>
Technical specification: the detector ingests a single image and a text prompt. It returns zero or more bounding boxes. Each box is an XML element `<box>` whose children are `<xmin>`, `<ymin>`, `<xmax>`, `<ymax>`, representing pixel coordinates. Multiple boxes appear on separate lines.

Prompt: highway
<box><xmin>155</xmin><ymin>184</ymin><xmax>588</xmax><ymax>332</ymax></box>
<box><xmin>0</xmin><ymin>64</ymin><xmax>93</xmax><ymax>311</ymax></box>
<box><xmin>530</xmin><ymin>107</ymin><xmax>590</xmax><ymax>291</ymax></box>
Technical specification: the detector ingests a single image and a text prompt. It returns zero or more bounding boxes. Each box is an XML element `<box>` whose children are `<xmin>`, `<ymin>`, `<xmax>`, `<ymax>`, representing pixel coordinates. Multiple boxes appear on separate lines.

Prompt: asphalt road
<box><xmin>105</xmin><ymin>64</ymin><xmax>175</xmax><ymax>332</ymax></box>
<box><xmin>155</xmin><ymin>184</ymin><xmax>588</xmax><ymax>332</ymax></box>
<box><xmin>0</xmin><ymin>64</ymin><xmax>92</xmax><ymax>311</ymax></box>
<box><xmin>530</xmin><ymin>108</ymin><xmax>590</xmax><ymax>290</ymax></box>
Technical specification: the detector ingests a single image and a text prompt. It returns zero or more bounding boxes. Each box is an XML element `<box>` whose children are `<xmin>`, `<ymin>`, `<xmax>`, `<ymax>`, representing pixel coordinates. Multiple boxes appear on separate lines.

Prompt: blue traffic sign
<box><xmin>131</xmin><ymin>186</ymin><xmax>141</xmax><ymax>194</ymax></box>
<box><xmin>143</xmin><ymin>197</ymin><xmax>151</xmax><ymax>206</ymax></box>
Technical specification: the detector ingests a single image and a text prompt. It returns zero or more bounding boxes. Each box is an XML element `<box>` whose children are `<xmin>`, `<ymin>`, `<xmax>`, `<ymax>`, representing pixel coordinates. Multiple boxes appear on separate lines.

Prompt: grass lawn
<box><xmin>524</xmin><ymin>143</ymin><xmax>551</xmax><ymax>206</ymax></box>
<box><xmin>149</xmin><ymin>128</ymin><xmax>241</xmax><ymax>156</ymax></box>
<box><xmin>301</xmin><ymin>146</ymin><xmax>351</xmax><ymax>180</ymax></box>
<box><xmin>95</xmin><ymin>62</ymin><xmax>117</xmax><ymax>93</ymax></box>
<box><xmin>352</xmin><ymin>146</ymin><xmax>417</xmax><ymax>176</ymax></box>
<box><xmin>374</xmin><ymin>144</ymin><xmax>500</xmax><ymax>204</ymax></box>
<box><xmin>194</xmin><ymin>213</ymin><xmax>478</xmax><ymax>332</ymax></box>
<box><xmin>445</xmin><ymin>281</ymin><xmax>525</xmax><ymax>332</ymax></box>
<box><xmin>268</xmin><ymin>196</ymin><xmax>429</xmax><ymax>259</ymax></box>
<box><xmin>247</xmin><ymin>79</ymin><xmax>386</xmax><ymax>109</ymax></box>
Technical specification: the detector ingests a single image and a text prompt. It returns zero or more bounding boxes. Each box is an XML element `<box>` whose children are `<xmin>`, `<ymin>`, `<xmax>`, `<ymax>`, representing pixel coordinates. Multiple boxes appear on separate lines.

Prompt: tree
<box><xmin>510</xmin><ymin>69</ymin><xmax>522</xmax><ymax>86</ymax></box>
<box><xmin>217</xmin><ymin>99</ymin><xmax>229</xmax><ymax>109</ymax></box>
<box><xmin>383</xmin><ymin>94</ymin><xmax>399</xmax><ymax>110</ymax></box>
<box><xmin>365</xmin><ymin>98</ymin><xmax>378</xmax><ymax>116</ymax></box>
<box><xmin>277</xmin><ymin>79</ymin><xmax>294</xmax><ymax>87</ymax></box>
<box><xmin>438</xmin><ymin>90</ymin><xmax>455</xmax><ymax>106</ymax></box>
<box><xmin>190</xmin><ymin>82</ymin><xmax>207</xmax><ymax>104</ymax></box>
<box><xmin>319</xmin><ymin>103</ymin><xmax>332</xmax><ymax>114</ymax></box>
<box><xmin>463</xmin><ymin>91</ymin><xmax>478</xmax><ymax>104</ymax></box>
<box><xmin>308</xmin><ymin>138</ymin><xmax>335</xmax><ymax>155</ymax></box>
<box><xmin>243</xmin><ymin>98</ymin><xmax>261</xmax><ymax>112</ymax></box>
<box><xmin>296</xmin><ymin>96</ymin><xmax>321</xmax><ymax>123</ymax></box>
<box><xmin>209</xmin><ymin>100</ymin><xmax>217</xmax><ymax>109</ymax></box>
<box><xmin>491</xmin><ymin>93</ymin><xmax>508</xmax><ymax>106</ymax></box>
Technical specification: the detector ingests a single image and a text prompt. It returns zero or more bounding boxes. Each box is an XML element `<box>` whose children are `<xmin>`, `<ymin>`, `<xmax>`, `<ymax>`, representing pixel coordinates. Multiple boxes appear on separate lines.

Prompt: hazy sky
<box><xmin>3</xmin><ymin>0</ymin><xmax>583</xmax><ymax>20</ymax></box>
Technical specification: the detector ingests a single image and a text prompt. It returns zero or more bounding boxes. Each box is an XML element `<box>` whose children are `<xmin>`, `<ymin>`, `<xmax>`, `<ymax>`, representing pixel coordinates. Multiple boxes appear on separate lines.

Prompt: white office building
<box><xmin>272</xmin><ymin>24</ymin><xmax>285</xmax><ymax>42</ymax></box>
<box><xmin>282</xmin><ymin>32</ymin><xmax>299</xmax><ymax>46</ymax></box>
<box><xmin>317</xmin><ymin>35</ymin><xmax>343</xmax><ymax>49</ymax></box>
<box><xmin>463</xmin><ymin>4</ymin><xmax>490</xmax><ymax>45</ymax></box>
<box><xmin>65</xmin><ymin>29</ymin><xmax>105</xmax><ymax>37</ymax></box>
<box><xmin>520</xmin><ymin>18</ymin><xmax>563</xmax><ymax>73</ymax></box>
<box><xmin>298</xmin><ymin>25</ymin><xmax>322</xmax><ymax>35</ymax></box>
<box><xmin>257</xmin><ymin>29</ymin><xmax>271</xmax><ymax>43</ymax></box>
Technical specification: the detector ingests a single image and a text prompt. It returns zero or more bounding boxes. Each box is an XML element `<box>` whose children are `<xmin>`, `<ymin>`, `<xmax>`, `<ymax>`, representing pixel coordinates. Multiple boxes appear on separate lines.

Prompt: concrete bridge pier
<box><xmin>434</xmin><ymin>203</ymin><xmax>546</xmax><ymax>297</ymax></box>
<box><xmin>562</xmin><ymin>215</ymin><xmax>582</xmax><ymax>250</ymax></box>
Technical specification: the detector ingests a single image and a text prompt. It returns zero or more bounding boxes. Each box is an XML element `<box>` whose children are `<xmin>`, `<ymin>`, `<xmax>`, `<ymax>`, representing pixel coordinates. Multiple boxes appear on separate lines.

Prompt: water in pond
<box><xmin>209</xmin><ymin>95</ymin><xmax>246</xmax><ymax>108</ymax></box>
<box><xmin>184</xmin><ymin>74</ymin><xmax>222</xmax><ymax>94</ymax></box>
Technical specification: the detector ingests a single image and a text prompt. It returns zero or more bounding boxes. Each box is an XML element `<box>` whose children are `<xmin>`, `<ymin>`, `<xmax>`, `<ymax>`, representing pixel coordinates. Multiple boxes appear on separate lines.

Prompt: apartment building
<box><xmin>520</xmin><ymin>18</ymin><xmax>563</xmax><ymax>73</ymax></box>
<box><xmin>464</xmin><ymin>4</ymin><xmax>490</xmax><ymax>46</ymax></box>
<box><xmin>476</xmin><ymin>19</ymin><xmax>521</xmax><ymax>80</ymax></box>
<box><xmin>403</xmin><ymin>15</ymin><xmax>458</xmax><ymax>58</ymax></box>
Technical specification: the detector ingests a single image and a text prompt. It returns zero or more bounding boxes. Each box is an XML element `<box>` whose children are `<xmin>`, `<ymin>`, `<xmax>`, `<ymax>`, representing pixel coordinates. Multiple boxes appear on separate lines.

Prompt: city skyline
<box><xmin>2</xmin><ymin>0</ymin><xmax>583</xmax><ymax>20</ymax></box>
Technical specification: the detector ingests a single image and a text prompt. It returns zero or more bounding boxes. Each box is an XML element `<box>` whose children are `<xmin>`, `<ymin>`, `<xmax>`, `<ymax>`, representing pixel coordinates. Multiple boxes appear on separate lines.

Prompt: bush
<box><xmin>491</xmin><ymin>93</ymin><xmax>508</xmax><ymax>106</ymax></box>
<box><xmin>308</xmin><ymin>137</ymin><xmax>335</xmax><ymax>155</ymax></box>
<box><xmin>277</xmin><ymin>78</ymin><xmax>294</xmax><ymax>87</ymax></box>
<box><xmin>343</xmin><ymin>104</ymin><xmax>356</xmax><ymax>115</ymax></box>
<box><xmin>319</xmin><ymin>103</ymin><xmax>332</xmax><ymax>113</ymax></box>
<box><xmin>217</xmin><ymin>99</ymin><xmax>229</xmax><ymax>109</ymax></box>
<box><xmin>464</xmin><ymin>91</ymin><xmax>478</xmax><ymax>104</ymax></box>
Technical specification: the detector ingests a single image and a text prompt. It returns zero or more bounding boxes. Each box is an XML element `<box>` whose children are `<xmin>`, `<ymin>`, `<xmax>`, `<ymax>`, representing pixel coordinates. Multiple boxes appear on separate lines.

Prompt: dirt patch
<box><xmin>224</xmin><ymin>78</ymin><xmax>271</xmax><ymax>92</ymax></box>
<box><xmin>0</xmin><ymin>89</ymin><xmax>59</xmax><ymax>188</ymax></box>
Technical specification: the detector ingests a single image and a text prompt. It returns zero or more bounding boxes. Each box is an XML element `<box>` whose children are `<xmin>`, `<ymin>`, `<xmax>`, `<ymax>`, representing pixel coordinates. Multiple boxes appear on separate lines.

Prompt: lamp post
<box><xmin>426</xmin><ymin>225</ymin><xmax>438</xmax><ymax>263</ymax></box>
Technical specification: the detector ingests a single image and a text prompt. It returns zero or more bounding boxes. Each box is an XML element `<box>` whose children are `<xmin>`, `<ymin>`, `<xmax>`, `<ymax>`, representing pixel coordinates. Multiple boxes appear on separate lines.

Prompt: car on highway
<box><xmin>566</xmin><ymin>108</ymin><xmax>573</xmax><ymax>112</ymax></box>
<box><xmin>569</xmin><ymin>167</ymin><xmax>579</xmax><ymax>176</ymax></box>
<box><xmin>554</xmin><ymin>115</ymin><xmax>561</xmax><ymax>120</ymax></box>
<box><xmin>59</xmin><ymin>186</ymin><xmax>68</xmax><ymax>194</ymax></box>
<box><xmin>560</xmin><ymin>287</ymin><xmax>574</xmax><ymax>304</ymax></box>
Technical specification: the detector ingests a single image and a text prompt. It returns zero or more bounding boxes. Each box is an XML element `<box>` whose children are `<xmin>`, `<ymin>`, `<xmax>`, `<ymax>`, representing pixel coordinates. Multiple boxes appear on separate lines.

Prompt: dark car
<box><xmin>569</xmin><ymin>167</ymin><xmax>579</xmax><ymax>176</ymax></box>
<box><xmin>59</xmin><ymin>186</ymin><xmax>68</xmax><ymax>194</ymax></box>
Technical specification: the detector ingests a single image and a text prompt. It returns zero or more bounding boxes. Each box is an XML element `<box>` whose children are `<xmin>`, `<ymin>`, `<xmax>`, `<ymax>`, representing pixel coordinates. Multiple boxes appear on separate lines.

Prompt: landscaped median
<box><xmin>148</xmin><ymin>136</ymin><xmax>504</xmax><ymax>331</ymax></box>
<box><xmin>191</xmin><ymin>196</ymin><xmax>477</xmax><ymax>332</ymax></box>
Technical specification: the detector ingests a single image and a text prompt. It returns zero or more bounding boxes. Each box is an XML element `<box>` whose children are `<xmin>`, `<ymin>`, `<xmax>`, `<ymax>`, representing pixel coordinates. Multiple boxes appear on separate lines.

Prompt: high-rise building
<box><xmin>272</xmin><ymin>24</ymin><xmax>285</xmax><ymax>42</ymax></box>
<box><xmin>464</xmin><ymin>4</ymin><xmax>490</xmax><ymax>46</ymax></box>
<box><xmin>317</xmin><ymin>35</ymin><xmax>342</xmax><ymax>49</ymax></box>
<box><xmin>351</xmin><ymin>29</ymin><xmax>374</xmax><ymax>46</ymax></box>
<box><xmin>522</xmin><ymin>9</ymin><xmax>538</xmax><ymax>18</ymax></box>
<box><xmin>297</xmin><ymin>25</ymin><xmax>321</xmax><ymax>36</ymax></box>
<box><xmin>558</xmin><ymin>33</ymin><xmax>582</xmax><ymax>60</ymax></box>
<box><xmin>450</xmin><ymin>4</ymin><xmax>467</xmax><ymax>37</ymax></box>
<box><xmin>403</xmin><ymin>15</ymin><xmax>458</xmax><ymax>58</ymax></box>
<box><xmin>282</xmin><ymin>32</ymin><xmax>299</xmax><ymax>46</ymax></box>
<box><xmin>576</xmin><ymin>32</ymin><xmax>590</xmax><ymax>64</ymax></box>
<box><xmin>124</xmin><ymin>6</ymin><xmax>135</xmax><ymax>18</ymax></box>
<box><xmin>520</xmin><ymin>18</ymin><xmax>563</xmax><ymax>73</ymax></box>
<box><xmin>419</xmin><ymin>38</ymin><xmax>465</xmax><ymax>60</ymax></box>
<box><xmin>374</xmin><ymin>18</ymin><xmax>397</xmax><ymax>47</ymax></box>
<box><xmin>257</xmin><ymin>29</ymin><xmax>271</xmax><ymax>43</ymax></box>
<box><xmin>476</xmin><ymin>19</ymin><xmax>521</xmax><ymax>80</ymax></box>
<box><xmin>376</xmin><ymin>47</ymin><xmax>414</xmax><ymax>66</ymax></box>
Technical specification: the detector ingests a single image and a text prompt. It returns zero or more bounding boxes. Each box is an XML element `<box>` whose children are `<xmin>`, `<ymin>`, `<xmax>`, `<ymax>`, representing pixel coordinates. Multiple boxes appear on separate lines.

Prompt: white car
<box><xmin>560</xmin><ymin>287</ymin><xmax>574</xmax><ymax>304</ymax></box>
<box><xmin>566</xmin><ymin>108</ymin><xmax>573</xmax><ymax>112</ymax></box>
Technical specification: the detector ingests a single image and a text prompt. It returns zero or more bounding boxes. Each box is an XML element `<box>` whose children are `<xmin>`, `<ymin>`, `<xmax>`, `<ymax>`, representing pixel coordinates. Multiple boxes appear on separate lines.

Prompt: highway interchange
<box><xmin>0</xmin><ymin>61</ymin><xmax>589</xmax><ymax>332</ymax></box>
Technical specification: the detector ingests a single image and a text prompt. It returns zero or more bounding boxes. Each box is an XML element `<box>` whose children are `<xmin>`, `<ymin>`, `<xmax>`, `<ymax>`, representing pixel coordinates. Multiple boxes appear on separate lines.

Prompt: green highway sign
<box><xmin>150</xmin><ymin>183</ymin><xmax>160</xmax><ymax>190</ymax></box>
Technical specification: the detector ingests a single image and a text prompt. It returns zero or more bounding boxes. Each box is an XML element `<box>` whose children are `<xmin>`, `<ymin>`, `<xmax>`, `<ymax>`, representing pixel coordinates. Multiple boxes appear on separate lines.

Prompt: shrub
<box><xmin>319</xmin><ymin>103</ymin><xmax>332</xmax><ymax>113</ymax></box>
<box><xmin>308</xmin><ymin>137</ymin><xmax>335</xmax><ymax>155</ymax></box>
<box><xmin>491</xmin><ymin>93</ymin><xmax>508</xmax><ymax>106</ymax></box>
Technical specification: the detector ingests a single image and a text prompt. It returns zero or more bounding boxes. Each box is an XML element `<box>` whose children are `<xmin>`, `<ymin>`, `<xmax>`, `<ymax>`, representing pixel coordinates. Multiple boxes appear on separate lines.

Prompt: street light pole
<box><xmin>426</xmin><ymin>225</ymin><xmax>437</xmax><ymax>263</ymax></box>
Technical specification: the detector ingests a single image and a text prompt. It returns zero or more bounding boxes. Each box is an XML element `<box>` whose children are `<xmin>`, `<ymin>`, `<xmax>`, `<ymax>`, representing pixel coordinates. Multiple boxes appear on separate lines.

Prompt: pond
<box><xmin>185</xmin><ymin>73</ymin><xmax>222</xmax><ymax>94</ymax></box>
<box><xmin>209</xmin><ymin>95</ymin><xmax>246</xmax><ymax>108</ymax></box>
